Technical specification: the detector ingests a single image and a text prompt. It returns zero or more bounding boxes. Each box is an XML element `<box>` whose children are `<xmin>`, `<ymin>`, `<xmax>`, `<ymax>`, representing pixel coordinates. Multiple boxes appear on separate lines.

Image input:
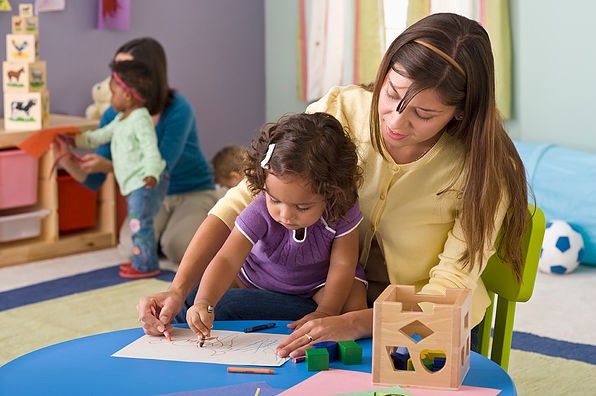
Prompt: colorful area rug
<box><xmin>1</xmin><ymin>266</ymin><xmax>594</xmax><ymax>394</ymax></box>
<box><xmin>0</xmin><ymin>266</ymin><xmax>175</xmax><ymax>367</ymax></box>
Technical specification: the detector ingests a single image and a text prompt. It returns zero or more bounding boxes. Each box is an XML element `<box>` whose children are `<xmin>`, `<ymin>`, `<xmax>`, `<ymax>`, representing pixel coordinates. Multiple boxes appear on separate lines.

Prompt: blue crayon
<box><xmin>243</xmin><ymin>322</ymin><xmax>276</xmax><ymax>333</ymax></box>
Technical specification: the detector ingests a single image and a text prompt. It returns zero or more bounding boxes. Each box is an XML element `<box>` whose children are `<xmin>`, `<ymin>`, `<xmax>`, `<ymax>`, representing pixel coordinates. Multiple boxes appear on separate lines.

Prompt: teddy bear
<box><xmin>85</xmin><ymin>76</ymin><xmax>112</xmax><ymax>120</ymax></box>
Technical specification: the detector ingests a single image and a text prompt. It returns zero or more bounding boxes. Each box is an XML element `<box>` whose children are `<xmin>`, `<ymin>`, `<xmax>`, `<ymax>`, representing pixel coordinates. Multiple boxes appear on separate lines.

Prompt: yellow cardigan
<box><xmin>210</xmin><ymin>85</ymin><xmax>507</xmax><ymax>326</ymax></box>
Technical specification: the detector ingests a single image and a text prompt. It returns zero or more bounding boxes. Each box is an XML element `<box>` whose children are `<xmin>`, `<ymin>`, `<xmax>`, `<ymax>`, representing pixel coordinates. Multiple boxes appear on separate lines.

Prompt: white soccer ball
<box><xmin>539</xmin><ymin>220</ymin><xmax>584</xmax><ymax>274</ymax></box>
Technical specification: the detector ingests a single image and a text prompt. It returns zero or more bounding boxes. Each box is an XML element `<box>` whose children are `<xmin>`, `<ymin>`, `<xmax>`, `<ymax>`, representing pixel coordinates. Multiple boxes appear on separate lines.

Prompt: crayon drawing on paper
<box><xmin>112</xmin><ymin>328</ymin><xmax>290</xmax><ymax>366</ymax></box>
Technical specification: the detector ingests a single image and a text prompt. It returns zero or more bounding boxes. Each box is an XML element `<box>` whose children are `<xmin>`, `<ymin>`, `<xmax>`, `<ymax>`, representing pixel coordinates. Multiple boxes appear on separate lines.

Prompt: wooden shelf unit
<box><xmin>0</xmin><ymin>114</ymin><xmax>117</xmax><ymax>267</ymax></box>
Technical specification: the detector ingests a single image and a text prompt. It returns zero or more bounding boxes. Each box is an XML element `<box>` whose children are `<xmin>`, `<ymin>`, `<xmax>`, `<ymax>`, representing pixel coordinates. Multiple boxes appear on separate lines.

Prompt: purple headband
<box><xmin>112</xmin><ymin>71</ymin><xmax>146</xmax><ymax>103</ymax></box>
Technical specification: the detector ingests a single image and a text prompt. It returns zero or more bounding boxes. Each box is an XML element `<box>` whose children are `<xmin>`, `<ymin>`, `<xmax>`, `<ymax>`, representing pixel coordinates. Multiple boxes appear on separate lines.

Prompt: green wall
<box><xmin>507</xmin><ymin>0</ymin><xmax>596</xmax><ymax>152</ymax></box>
<box><xmin>266</xmin><ymin>1</ymin><xmax>596</xmax><ymax>153</ymax></box>
<box><xmin>265</xmin><ymin>0</ymin><xmax>305</xmax><ymax>121</ymax></box>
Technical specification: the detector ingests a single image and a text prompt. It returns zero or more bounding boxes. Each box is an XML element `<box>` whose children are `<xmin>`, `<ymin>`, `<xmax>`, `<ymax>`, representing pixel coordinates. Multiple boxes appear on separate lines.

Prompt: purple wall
<box><xmin>1</xmin><ymin>0</ymin><xmax>265</xmax><ymax>158</ymax></box>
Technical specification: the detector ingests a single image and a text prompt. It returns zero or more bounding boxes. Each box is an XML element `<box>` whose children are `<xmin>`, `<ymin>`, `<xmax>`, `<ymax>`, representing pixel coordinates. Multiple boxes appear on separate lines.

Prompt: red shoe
<box><xmin>119</xmin><ymin>265</ymin><xmax>161</xmax><ymax>279</ymax></box>
<box><xmin>119</xmin><ymin>262</ymin><xmax>132</xmax><ymax>271</ymax></box>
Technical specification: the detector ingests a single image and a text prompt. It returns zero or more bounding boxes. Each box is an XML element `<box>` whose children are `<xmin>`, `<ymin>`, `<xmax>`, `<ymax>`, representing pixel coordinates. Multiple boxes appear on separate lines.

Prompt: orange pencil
<box><xmin>150</xmin><ymin>305</ymin><xmax>172</xmax><ymax>342</ymax></box>
<box><xmin>227</xmin><ymin>367</ymin><xmax>275</xmax><ymax>374</ymax></box>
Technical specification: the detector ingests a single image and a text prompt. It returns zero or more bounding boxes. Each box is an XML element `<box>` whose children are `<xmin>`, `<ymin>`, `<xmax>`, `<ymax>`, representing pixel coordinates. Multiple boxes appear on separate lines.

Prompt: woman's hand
<box><xmin>136</xmin><ymin>290</ymin><xmax>185</xmax><ymax>336</ymax></box>
<box><xmin>186</xmin><ymin>303</ymin><xmax>215</xmax><ymax>341</ymax></box>
<box><xmin>289</xmin><ymin>310</ymin><xmax>330</xmax><ymax>331</ymax></box>
<box><xmin>78</xmin><ymin>153</ymin><xmax>113</xmax><ymax>174</ymax></box>
<box><xmin>275</xmin><ymin>309</ymin><xmax>373</xmax><ymax>358</ymax></box>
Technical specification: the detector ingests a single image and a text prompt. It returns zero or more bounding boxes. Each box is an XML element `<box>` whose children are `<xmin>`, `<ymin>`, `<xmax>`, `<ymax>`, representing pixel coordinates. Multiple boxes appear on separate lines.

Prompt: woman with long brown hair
<box><xmin>136</xmin><ymin>14</ymin><xmax>529</xmax><ymax>359</ymax></box>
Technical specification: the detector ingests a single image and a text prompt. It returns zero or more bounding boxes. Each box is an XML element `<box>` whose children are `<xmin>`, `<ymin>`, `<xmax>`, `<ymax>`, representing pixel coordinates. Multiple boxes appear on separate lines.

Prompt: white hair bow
<box><xmin>260</xmin><ymin>143</ymin><xmax>275</xmax><ymax>169</ymax></box>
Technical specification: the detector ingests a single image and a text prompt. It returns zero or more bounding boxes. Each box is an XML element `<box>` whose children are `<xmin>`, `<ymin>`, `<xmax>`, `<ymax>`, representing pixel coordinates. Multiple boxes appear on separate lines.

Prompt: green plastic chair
<box><xmin>477</xmin><ymin>204</ymin><xmax>546</xmax><ymax>371</ymax></box>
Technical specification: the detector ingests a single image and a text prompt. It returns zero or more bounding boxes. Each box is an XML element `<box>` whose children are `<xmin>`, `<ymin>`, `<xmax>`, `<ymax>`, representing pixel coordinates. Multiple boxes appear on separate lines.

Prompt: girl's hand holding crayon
<box><xmin>186</xmin><ymin>301</ymin><xmax>215</xmax><ymax>346</ymax></box>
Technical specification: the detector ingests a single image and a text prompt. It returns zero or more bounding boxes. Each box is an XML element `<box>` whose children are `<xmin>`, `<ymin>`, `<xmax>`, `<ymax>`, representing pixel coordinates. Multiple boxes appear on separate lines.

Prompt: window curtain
<box><xmin>298</xmin><ymin>0</ymin><xmax>385</xmax><ymax>102</ymax></box>
<box><xmin>405</xmin><ymin>0</ymin><xmax>512</xmax><ymax>119</ymax></box>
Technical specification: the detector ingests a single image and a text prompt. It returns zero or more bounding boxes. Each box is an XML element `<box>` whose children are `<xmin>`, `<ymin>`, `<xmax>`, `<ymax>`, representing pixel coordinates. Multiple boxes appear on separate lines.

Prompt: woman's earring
<box><xmin>455</xmin><ymin>113</ymin><xmax>464</xmax><ymax>121</ymax></box>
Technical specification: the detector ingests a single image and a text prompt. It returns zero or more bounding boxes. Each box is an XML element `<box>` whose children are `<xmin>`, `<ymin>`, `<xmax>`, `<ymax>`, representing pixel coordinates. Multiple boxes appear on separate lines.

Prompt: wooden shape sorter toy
<box><xmin>372</xmin><ymin>285</ymin><xmax>472</xmax><ymax>390</ymax></box>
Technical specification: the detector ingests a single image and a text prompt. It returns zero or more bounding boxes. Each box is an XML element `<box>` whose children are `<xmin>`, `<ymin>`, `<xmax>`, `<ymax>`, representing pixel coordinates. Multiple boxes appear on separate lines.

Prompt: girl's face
<box><xmin>109</xmin><ymin>77</ymin><xmax>131</xmax><ymax>113</ymax></box>
<box><xmin>264</xmin><ymin>173</ymin><xmax>326</xmax><ymax>230</ymax></box>
<box><xmin>378</xmin><ymin>68</ymin><xmax>457</xmax><ymax>162</ymax></box>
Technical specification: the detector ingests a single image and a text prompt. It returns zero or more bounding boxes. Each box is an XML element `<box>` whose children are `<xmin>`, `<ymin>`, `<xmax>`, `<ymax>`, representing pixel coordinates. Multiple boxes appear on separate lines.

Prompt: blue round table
<box><xmin>0</xmin><ymin>321</ymin><xmax>516</xmax><ymax>395</ymax></box>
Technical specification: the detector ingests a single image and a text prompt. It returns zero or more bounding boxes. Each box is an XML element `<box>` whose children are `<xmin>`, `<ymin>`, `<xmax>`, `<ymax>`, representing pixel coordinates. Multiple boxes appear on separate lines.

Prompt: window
<box><xmin>383</xmin><ymin>0</ymin><xmax>408</xmax><ymax>49</ymax></box>
<box><xmin>383</xmin><ymin>1</ymin><xmax>483</xmax><ymax>50</ymax></box>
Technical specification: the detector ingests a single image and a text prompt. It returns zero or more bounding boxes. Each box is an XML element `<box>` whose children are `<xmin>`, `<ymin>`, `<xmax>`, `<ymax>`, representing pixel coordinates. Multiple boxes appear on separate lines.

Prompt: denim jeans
<box><xmin>172</xmin><ymin>285</ymin><xmax>481</xmax><ymax>353</ymax></box>
<box><xmin>126</xmin><ymin>171</ymin><xmax>169</xmax><ymax>272</ymax></box>
<box><xmin>173</xmin><ymin>287</ymin><xmax>317</xmax><ymax>324</ymax></box>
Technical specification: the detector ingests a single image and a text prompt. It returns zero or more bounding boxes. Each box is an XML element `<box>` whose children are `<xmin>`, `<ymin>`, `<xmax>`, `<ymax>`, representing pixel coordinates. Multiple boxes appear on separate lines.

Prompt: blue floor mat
<box><xmin>0</xmin><ymin>265</ymin><xmax>175</xmax><ymax>311</ymax></box>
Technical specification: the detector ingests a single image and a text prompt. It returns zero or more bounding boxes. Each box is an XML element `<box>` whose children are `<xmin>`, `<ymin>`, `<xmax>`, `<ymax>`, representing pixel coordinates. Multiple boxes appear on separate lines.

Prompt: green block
<box><xmin>306</xmin><ymin>348</ymin><xmax>329</xmax><ymax>371</ymax></box>
<box><xmin>338</xmin><ymin>340</ymin><xmax>362</xmax><ymax>365</ymax></box>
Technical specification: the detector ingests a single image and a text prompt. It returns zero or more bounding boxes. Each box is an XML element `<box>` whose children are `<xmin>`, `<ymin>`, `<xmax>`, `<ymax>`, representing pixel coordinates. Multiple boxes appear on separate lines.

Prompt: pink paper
<box><xmin>404</xmin><ymin>385</ymin><xmax>501</xmax><ymax>396</ymax></box>
<box><xmin>279</xmin><ymin>369</ymin><xmax>501</xmax><ymax>396</ymax></box>
<box><xmin>279</xmin><ymin>369</ymin><xmax>390</xmax><ymax>395</ymax></box>
<box><xmin>36</xmin><ymin>0</ymin><xmax>66</xmax><ymax>12</ymax></box>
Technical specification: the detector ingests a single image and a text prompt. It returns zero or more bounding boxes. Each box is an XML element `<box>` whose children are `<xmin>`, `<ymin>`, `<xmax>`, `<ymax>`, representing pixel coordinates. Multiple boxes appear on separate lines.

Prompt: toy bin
<box><xmin>0</xmin><ymin>208</ymin><xmax>50</xmax><ymax>242</ymax></box>
<box><xmin>57</xmin><ymin>171</ymin><xmax>97</xmax><ymax>232</ymax></box>
<box><xmin>0</xmin><ymin>149</ymin><xmax>38</xmax><ymax>210</ymax></box>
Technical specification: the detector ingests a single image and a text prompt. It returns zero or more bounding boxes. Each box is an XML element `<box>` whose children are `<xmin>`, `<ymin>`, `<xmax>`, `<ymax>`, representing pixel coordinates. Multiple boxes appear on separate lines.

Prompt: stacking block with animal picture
<box><xmin>3</xmin><ymin>61</ymin><xmax>46</xmax><ymax>92</ymax></box>
<box><xmin>12</xmin><ymin>8</ymin><xmax>39</xmax><ymax>35</ymax></box>
<box><xmin>2</xmin><ymin>3</ymin><xmax>49</xmax><ymax>131</ymax></box>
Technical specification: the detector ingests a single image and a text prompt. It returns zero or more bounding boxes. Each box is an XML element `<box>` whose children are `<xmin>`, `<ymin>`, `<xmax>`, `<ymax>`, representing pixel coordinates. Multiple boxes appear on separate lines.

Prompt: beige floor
<box><xmin>514</xmin><ymin>264</ymin><xmax>596</xmax><ymax>345</ymax></box>
<box><xmin>1</xmin><ymin>247</ymin><xmax>596</xmax><ymax>346</ymax></box>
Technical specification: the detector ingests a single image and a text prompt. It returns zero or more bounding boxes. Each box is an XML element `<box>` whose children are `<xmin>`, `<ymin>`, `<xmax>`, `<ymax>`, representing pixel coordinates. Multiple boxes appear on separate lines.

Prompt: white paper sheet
<box><xmin>112</xmin><ymin>328</ymin><xmax>290</xmax><ymax>366</ymax></box>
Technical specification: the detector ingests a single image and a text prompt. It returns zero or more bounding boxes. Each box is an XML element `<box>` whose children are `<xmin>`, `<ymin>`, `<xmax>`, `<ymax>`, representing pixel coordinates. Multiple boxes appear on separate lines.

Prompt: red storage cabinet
<box><xmin>57</xmin><ymin>171</ymin><xmax>97</xmax><ymax>232</ymax></box>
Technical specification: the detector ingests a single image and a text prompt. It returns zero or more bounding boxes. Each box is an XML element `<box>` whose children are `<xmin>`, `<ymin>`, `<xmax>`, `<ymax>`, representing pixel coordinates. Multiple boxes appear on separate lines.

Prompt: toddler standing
<box><xmin>59</xmin><ymin>60</ymin><xmax>168</xmax><ymax>279</ymax></box>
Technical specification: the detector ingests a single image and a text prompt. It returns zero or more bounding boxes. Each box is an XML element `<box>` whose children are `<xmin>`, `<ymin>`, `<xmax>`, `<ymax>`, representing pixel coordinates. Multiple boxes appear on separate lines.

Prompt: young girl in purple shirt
<box><xmin>186</xmin><ymin>112</ymin><xmax>368</xmax><ymax>339</ymax></box>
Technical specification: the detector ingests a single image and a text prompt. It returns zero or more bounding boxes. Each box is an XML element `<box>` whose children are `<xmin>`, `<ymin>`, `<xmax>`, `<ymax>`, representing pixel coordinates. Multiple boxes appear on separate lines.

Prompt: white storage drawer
<box><xmin>0</xmin><ymin>208</ymin><xmax>50</xmax><ymax>242</ymax></box>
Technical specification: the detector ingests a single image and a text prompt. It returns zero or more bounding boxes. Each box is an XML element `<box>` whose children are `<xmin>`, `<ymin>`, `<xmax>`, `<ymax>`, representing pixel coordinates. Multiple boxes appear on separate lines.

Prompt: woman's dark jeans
<box><xmin>173</xmin><ymin>287</ymin><xmax>317</xmax><ymax>323</ymax></box>
<box><xmin>174</xmin><ymin>286</ymin><xmax>481</xmax><ymax>352</ymax></box>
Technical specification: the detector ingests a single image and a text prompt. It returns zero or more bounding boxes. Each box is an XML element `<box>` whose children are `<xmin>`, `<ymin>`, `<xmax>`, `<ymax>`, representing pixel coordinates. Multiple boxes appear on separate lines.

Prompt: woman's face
<box><xmin>378</xmin><ymin>67</ymin><xmax>457</xmax><ymax>161</ymax></box>
<box><xmin>114</xmin><ymin>52</ymin><xmax>134</xmax><ymax>62</ymax></box>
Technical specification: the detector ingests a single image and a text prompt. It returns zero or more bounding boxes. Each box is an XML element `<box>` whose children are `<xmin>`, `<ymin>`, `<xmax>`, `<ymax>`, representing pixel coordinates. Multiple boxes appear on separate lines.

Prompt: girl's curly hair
<box><xmin>245</xmin><ymin>112</ymin><xmax>362</xmax><ymax>224</ymax></box>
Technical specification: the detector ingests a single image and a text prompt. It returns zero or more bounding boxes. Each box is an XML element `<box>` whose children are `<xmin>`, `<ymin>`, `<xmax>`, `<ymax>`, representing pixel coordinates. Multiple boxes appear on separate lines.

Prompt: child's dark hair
<box><xmin>212</xmin><ymin>145</ymin><xmax>248</xmax><ymax>184</ymax></box>
<box><xmin>115</xmin><ymin>37</ymin><xmax>174</xmax><ymax>114</ymax></box>
<box><xmin>110</xmin><ymin>60</ymin><xmax>153</xmax><ymax>106</ymax></box>
<box><xmin>245</xmin><ymin>112</ymin><xmax>362</xmax><ymax>224</ymax></box>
